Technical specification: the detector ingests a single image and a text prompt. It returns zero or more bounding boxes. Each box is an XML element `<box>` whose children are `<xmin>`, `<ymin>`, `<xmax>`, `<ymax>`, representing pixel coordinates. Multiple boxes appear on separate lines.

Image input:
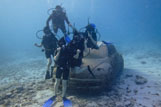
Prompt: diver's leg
<box><xmin>60</xmin><ymin>25</ymin><xmax>67</xmax><ymax>36</ymax></box>
<box><xmin>52</xmin><ymin>66</ymin><xmax>57</xmax><ymax>79</ymax></box>
<box><xmin>51</xmin><ymin>52</ymin><xmax>56</xmax><ymax>78</ymax></box>
<box><xmin>53</xmin><ymin>26</ymin><xmax>58</xmax><ymax>34</ymax></box>
<box><xmin>54</xmin><ymin>67</ymin><xmax>63</xmax><ymax>96</ymax></box>
<box><xmin>45</xmin><ymin>58</ymin><xmax>52</xmax><ymax>79</ymax></box>
<box><xmin>45</xmin><ymin>51</ymin><xmax>52</xmax><ymax>71</ymax></box>
<box><xmin>47</xmin><ymin>58</ymin><xmax>52</xmax><ymax>71</ymax></box>
<box><xmin>54</xmin><ymin>78</ymin><xmax>61</xmax><ymax>96</ymax></box>
<box><xmin>62</xmin><ymin>68</ymin><xmax>69</xmax><ymax>98</ymax></box>
<box><xmin>45</xmin><ymin>51</ymin><xmax>52</xmax><ymax>79</ymax></box>
<box><xmin>62</xmin><ymin>79</ymin><xmax>67</xmax><ymax>98</ymax></box>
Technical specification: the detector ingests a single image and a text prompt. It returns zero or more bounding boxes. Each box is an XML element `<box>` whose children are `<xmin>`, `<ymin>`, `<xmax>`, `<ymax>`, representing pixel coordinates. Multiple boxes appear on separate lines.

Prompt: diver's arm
<box><xmin>54</xmin><ymin>48</ymin><xmax>61</xmax><ymax>61</ymax></box>
<box><xmin>83</xmin><ymin>39</ymin><xmax>89</xmax><ymax>56</ymax></box>
<box><xmin>64</xmin><ymin>14</ymin><xmax>70</xmax><ymax>25</ymax></box>
<box><xmin>73</xmin><ymin>49</ymin><xmax>81</xmax><ymax>59</ymax></box>
<box><xmin>34</xmin><ymin>43</ymin><xmax>42</xmax><ymax>47</ymax></box>
<box><xmin>84</xmin><ymin>39</ymin><xmax>88</xmax><ymax>52</ymax></box>
<box><xmin>46</xmin><ymin>15</ymin><xmax>52</xmax><ymax>27</ymax></box>
<box><xmin>88</xmin><ymin>32</ymin><xmax>97</xmax><ymax>46</ymax></box>
<box><xmin>64</xmin><ymin>13</ymin><xmax>72</xmax><ymax>27</ymax></box>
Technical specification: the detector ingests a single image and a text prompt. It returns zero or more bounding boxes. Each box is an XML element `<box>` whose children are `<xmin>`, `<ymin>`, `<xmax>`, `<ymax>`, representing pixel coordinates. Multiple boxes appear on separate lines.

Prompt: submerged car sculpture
<box><xmin>68</xmin><ymin>41</ymin><xmax>124</xmax><ymax>90</ymax></box>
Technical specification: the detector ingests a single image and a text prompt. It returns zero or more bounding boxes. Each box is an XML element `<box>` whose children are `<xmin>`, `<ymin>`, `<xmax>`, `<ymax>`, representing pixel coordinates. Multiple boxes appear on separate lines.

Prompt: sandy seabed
<box><xmin>0</xmin><ymin>50</ymin><xmax>161</xmax><ymax>107</ymax></box>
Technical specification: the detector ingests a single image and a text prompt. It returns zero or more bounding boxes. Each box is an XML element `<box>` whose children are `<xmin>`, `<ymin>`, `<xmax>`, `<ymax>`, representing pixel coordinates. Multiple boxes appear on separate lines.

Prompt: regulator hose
<box><xmin>36</xmin><ymin>30</ymin><xmax>43</xmax><ymax>39</ymax></box>
<box><xmin>47</xmin><ymin>8</ymin><xmax>55</xmax><ymax>15</ymax></box>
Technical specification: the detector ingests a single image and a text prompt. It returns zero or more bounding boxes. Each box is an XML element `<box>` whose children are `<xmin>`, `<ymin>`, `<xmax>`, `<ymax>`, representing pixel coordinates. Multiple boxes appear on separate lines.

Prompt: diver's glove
<box><xmin>73</xmin><ymin>49</ymin><xmax>81</xmax><ymax>59</ymax></box>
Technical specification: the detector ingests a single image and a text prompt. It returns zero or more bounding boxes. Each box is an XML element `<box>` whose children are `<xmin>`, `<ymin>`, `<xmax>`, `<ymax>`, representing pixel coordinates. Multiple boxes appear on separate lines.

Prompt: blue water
<box><xmin>0</xmin><ymin>1</ymin><xmax>161</xmax><ymax>106</ymax></box>
<box><xmin>0</xmin><ymin>0</ymin><xmax>161</xmax><ymax>60</ymax></box>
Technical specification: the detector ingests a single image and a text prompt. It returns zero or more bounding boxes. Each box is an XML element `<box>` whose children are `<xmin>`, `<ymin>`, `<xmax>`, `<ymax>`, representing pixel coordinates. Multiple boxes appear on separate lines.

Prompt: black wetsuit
<box><xmin>68</xmin><ymin>36</ymin><xmax>84</xmax><ymax>68</ymax></box>
<box><xmin>42</xmin><ymin>33</ymin><xmax>58</xmax><ymax>58</ymax></box>
<box><xmin>47</xmin><ymin>10</ymin><xmax>70</xmax><ymax>35</ymax></box>
<box><xmin>55</xmin><ymin>47</ymin><xmax>70</xmax><ymax>80</ymax></box>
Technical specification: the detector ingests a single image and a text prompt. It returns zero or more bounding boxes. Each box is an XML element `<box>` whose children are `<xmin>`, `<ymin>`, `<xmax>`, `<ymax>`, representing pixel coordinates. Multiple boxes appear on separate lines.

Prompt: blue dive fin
<box><xmin>102</xmin><ymin>41</ymin><xmax>112</xmax><ymax>45</ymax></box>
<box><xmin>43</xmin><ymin>96</ymin><xmax>56</xmax><ymax>107</ymax></box>
<box><xmin>63</xmin><ymin>97</ymin><xmax>72</xmax><ymax>107</ymax></box>
<box><xmin>65</xmin><ymin>35</ymin><xmax>71</xmax><ymax>44</ymax></box>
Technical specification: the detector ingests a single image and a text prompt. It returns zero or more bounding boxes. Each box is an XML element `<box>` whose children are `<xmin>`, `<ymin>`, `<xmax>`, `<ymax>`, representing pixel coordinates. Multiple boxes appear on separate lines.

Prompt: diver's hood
<box><xmin>73</xmin><ymin>30</ymin><xmax>82</xmax><ymax>41</ymax></box>
<box><xmin>58</xmin><ymin>37</ymin><xmax>66</xmax><ymax>47</ymax></box>
<box><xmin>55</xmin><ymin>5</ymin><xmax>63</xmax><ymax>12</ymax></box>
<box><xmin>86</xmin><ymin>23</ymin><xmax>96</xmax><ymax>32</ymax></box>
<box><xmin>73</xmin><ymin>29</ymin><xmax>79</xmax><ymax>35</ymax></box>
<box><xmin>56</xmin><ymin>5</ymin><xmax>62</xmax><ymax>9</ymax></box>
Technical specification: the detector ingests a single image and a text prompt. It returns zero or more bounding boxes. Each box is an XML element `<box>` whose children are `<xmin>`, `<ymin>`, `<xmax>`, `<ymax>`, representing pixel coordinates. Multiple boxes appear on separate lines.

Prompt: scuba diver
<box><xmin>68</xmin><ymin>30</ymin><xmax>85</xmax><ymax>69</ymax></box>
<box><xmin>46</xmin><ymin>5</ymin><xmax>72</xmax><ymax>37</ymax></box>
<box><xmin>68</xmin><ymin>30</ymin><xmax>96</xmax><ymax>78</ymax></box>
<box><xmin>43</xmin><ymin>27</ymin><xmax>97</xmax><ymax>107</ymax></box>
<box><xmin>53</xmin><ymin>37</ymin><xmax>70</xmax><ymax>99</ymax></box>
<box><xmin>83</xmin><ymin>23</ymin><xmax>99</xmax><ymax>49</ymax></box>
<box><xmin>35</xmin><ymin>26</ymin><xmax>58</xmax><ymax>80</ymax></box>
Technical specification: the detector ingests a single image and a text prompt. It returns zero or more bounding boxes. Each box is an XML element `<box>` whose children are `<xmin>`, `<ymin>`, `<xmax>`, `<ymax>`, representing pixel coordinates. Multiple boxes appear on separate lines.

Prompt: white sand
<box><xmin>0</xmin><ymin>50</ymin><xmax>161</xmax><ymax>107</ymax></box>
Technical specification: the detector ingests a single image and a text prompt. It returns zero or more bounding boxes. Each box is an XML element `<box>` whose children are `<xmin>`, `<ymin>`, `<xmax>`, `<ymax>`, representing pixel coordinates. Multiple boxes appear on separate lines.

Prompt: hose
<box><xmin>36</xmin><ymin>30</ymin><xmax>43</xmax><ymax>39</ymax></box>
<box><xmin>47</xmin><ymin>8</ymin><xmax>55</xmax><ymax>15</ymax></box>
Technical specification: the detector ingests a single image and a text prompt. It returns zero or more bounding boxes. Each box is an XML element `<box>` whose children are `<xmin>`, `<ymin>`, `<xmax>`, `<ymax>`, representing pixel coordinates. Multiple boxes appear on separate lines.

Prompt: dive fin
<box><xmin>63</xmin><ymin>97</ymin><xmax>72</xmax><ymax>107</ymax></box>
<box><xmin>65</xmin><ymin>35</ymin><xmax>71</xmax><ymax>44</ymax></box>
<box><xmin>102</xmin><ymin>41</ymin><xmax>112</xmax><ymax>45</ymax></box>
<box><xmin>43</xmin><ymin>96</ymin><xmax>56</xmax><ymax>107</ymax></box>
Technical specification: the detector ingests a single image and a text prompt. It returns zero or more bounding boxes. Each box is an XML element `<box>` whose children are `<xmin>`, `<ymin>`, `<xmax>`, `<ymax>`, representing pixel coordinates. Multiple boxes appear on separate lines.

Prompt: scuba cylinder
<box><xmin>47</xmin><ymin>8</ymin><xmax>55</xmax><ymax>15</ymax></box>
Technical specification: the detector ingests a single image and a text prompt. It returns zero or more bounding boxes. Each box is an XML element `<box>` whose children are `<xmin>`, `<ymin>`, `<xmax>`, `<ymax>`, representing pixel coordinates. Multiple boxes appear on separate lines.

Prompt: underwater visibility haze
<box><xmin>0</xmin><ymin>0</ymin><xmax>161</xmax><ymax>107</ymax></box>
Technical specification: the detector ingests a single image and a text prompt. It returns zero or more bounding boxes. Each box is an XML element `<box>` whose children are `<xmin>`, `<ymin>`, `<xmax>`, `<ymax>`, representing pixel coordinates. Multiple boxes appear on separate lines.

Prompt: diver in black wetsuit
<box><xmin>53</xmin><ymin>37</ymin><xmax>70</xmax><ymax>98</ymax></box>
<box><xmin>67</xmin><ymin>30</ymin><xmax>90</xmax><ymax>74</ymax></box>
<box><xmin>68</xmin><ymin>31</ymin><xmax>85</xmax><ymax>68</ymax></box>
<box><xmin>35</xmin><ymin>26</ymin><xmax>58</xmax><ymax>79</ymax></box>
<box><xmin>46</xmin><ymin>5</ymin><xmax>72</xmax><ymax>36</ymax></box>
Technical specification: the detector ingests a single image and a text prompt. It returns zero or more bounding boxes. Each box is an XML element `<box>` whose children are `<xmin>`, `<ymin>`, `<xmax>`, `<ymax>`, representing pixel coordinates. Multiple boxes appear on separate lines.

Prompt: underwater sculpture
<box><xmin>68</xmin><ymin>41</ymin><xmax>124</xmax><ymax>90</ymax></box>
